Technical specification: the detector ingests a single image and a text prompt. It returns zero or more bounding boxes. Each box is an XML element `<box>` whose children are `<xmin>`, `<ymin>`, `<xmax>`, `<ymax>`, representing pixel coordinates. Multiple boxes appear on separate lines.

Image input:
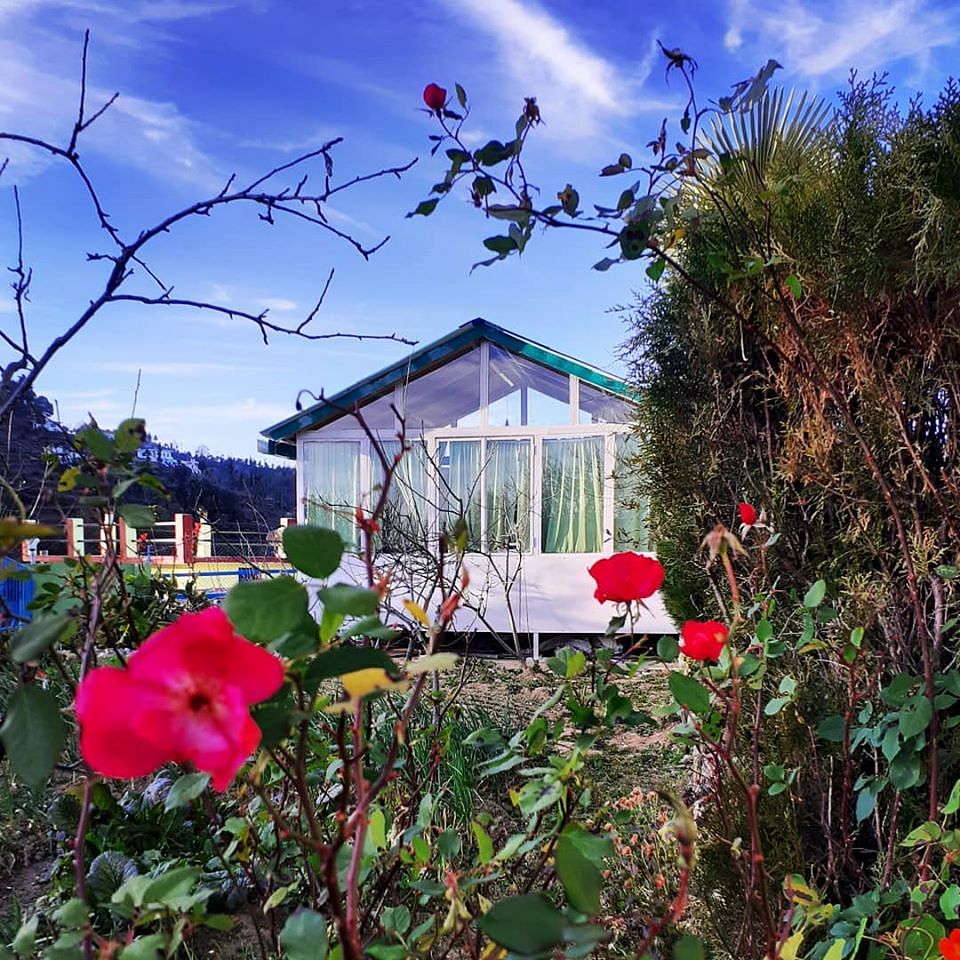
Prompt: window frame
<box><xmin>295</xmin><ymin>342</ymin><xmax>639</xmax><ymax>558</ymax></box>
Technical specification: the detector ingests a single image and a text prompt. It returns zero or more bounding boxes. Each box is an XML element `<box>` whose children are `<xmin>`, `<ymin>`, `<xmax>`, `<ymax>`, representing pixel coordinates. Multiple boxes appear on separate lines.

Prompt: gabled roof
<box><xmin>259</xmin><ymin>318</ymin><xmax>636</xmax><ymax>458</ymax></box>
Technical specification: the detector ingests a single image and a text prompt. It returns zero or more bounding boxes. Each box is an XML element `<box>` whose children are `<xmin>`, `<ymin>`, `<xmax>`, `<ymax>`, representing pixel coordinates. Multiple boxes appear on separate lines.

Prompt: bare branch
<box><xmin>0</xmin><ymin>33</ymin><xmax>418</xmax><ymax>419</ymax></box>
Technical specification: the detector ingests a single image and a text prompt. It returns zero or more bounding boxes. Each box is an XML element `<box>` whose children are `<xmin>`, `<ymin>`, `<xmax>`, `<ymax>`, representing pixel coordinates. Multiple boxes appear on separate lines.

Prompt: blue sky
<box><xmin>2</xmin><ymin>0</ymin><xmax>959</xmax><ymax>456</ymax></box>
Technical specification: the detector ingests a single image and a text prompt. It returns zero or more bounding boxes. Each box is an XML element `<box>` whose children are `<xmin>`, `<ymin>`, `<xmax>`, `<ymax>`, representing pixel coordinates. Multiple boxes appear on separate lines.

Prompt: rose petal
<box><xmin>75</xmin><ymin>667</ymin><xmax>172</xmax><ymax>779</ymax></box>
<box><xmin>128</xmin><ymin>608</ymin><xmax>285</xmax><ymax>705</ymax></box>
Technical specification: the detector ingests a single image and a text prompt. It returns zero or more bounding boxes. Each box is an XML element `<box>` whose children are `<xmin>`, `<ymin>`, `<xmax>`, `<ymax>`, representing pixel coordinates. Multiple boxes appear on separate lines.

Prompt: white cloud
<box><xmin>96</xmin><ymin>360</ymin><xmax>237</xmax><ymax>375</ymax></box>
<box><xmin>255</xmin><ymin>297</ymin><xmax>298</xmax><ymax>312</ymax></box>
<box><xmin>724</xmin><ymin>0</ymin><xmax>958</xmax><ymax>80</ymax></box>
<box><xmin>0</xmin><ymin>2</ymin><xmax>231</xmax><ymax>189</ymax></box>
<box><xmin>435</xmin><ymin>0</ymin><xmax>665</xmax><ymax>145</ymax></box>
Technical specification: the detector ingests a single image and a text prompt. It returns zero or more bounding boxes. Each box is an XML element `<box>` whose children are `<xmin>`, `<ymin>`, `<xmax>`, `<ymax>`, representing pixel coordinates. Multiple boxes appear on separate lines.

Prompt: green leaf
<box><xmin>77</xmin><ymin>426</ymin><xmax>115</xmax><ymax>463</ymax></box>
<box><xmin>164</xmin><ymin>772</ymin><xmax>211</xmax><ymax>811</ymax></box>
<box><xmin>889</xmin><ymin>750</ymin><xmax>922</xmax><ymax>791</ymax></box>
<box><xmin>476</xmin><ymin>894</ymin><xmax>566</xmax><ymax>954</ymax></box>
<box><xmin>304</xmin><ymin>647</ymin><xmax>398</xmax><ymax>693</ymax></box>
<box><xmin>471</xmin><ymin>821</ymin><xmax>494</xmax><ymax>864</ymax></box>
<box><xmin>822</xmin><ymin>940</ymin><xmax>846</xmax><ymax>960</ymax></box>
<box><xmin>646</xmin><ymin>257</ymin><xmax>666</xmax><ymax>282</ymax></box>
<box><xmin>940</xmin><ymin>884</ymin><xmax>960</xmax><ymax>920</ymax></box>
<box><xmin>855</xmin><ymin>786</ymin><xmax>877</xmax><ymax>822</ymax></box>
<box><xmin>816</xmin><ymin>715</ymin><xmax>846</xmax><ymax>742</ymax></box>
<box><xmin>902</xmin><ymin>915</ymin><xmax>945</xmax><ymax>959</ymax></box>
<box><xmin>668</xmin><ymin>671</ymin><xmax>711</xmax><ymax>715</ymax></box>
<box><xmin>87</xmin><ymin>852</ymin><xmax>139</xmax><ymax>904</ymax></box>
<box><xmin>225</xmin><ymin>576</ymin><xmax>309</xmax><ymax>644</ymax></box>
<box><xmin>803</xmin><ymin>579</ymin><xmax>826</xmax><ymax>608</ymax></box>
<box><xmin>0</xmin><ymin>685</ymin><xmax>66</xmax><ymax>789</ymax></box>
<box><xmin>10</xmin><ymin>613</ymin><xmax>75</xmax><ymax>663</ymax></box>
<box><xmin>113</xmin><ymin>418</ymin><xmax>146</xmax><ymax>453</ymax></box>
<box><xmin>593</xmin><ymin>257</ymin><xmax>620</xmax><ymax>272</ymax></box>
<box><xmin>482</xmin><ymin>235</ymin><xmax>517</xmax><ymax>256</ymax></box>
<box><xmin>141</xmin><ymin>865</ymin><xmax>200</xmax><ymax>905</ymax></box>
<box><xmin>936</xmin><ymin>564</ymin><xmax>959</xmax><ymax>580</ymax></box>
<box><xmin>117</xmin><ymin>504</ymin><xmax>156</xmax><ymax>529</ymax></box>
<box><xmin>899</xmin><ymin>694</ymin><xmax>933</xmax><ymax>739</ymax></box>
<box><xmin>900</xmin><ymin>820</ymin><xmax>942</xmax><ymax>846</ymax></box>
<box><xmin>317</xmin><ymin>583</ymin><xmax>380</xmax><ymax>617</ymax></box>
<box><xmin>474</xmin><ymin>139</ymin><xmax>515</xmax><ymax>166</ymax></box>
<box><xmin>555</xmin><ymin>830</ymin><xmax>602</xmax><ymax>914</ymax></box>
<box><xmin>437</xmin><ymin>829</ymin><xmax>461</xmax><ymax>861</ymax></box>
<box><xmin>282</xmin><ymin>525</ymin><xmax>343</xmax><ymax>579</ymax></box>
<box><xmin>12</xmin><ymin>915</ymin><xmax>38</xmax><ymax>956</ymax></box>
<box><xmin>280</xmin><ymin>909</ymin><xmax>328</xmax><ymax>960</ymax></box>
<box><xmin>406</xmin><ymin>198</ymin><xmax>439</xmax><ymax>218</ymax></box>
<box><xmin>785</xmin><ymin>274</ymin><xmax>802</xmax><ymax>297</ymax></box>
<box><xmin>673</xmin><ymin>935</ymin><xmax>705</xmax><ymax>960</ymax></box>
<box><xmin>944</xmin><ymin>778</ymin><xmax>960</xmax><ymax>815</ymax></box>
<box><xmin>657</xmin><ymin>635</ymin><xmax>679</xmax><ymax>661</ymax></box>
<box><xmin>53</xmin><ymin>898</ymin><xmax>89</xmax><ymax>929</ymax></box>
<box><xmin>340</xmin><ymin>616</ymin><xmax>400</xmax><ymax>641</ymax></box>
<box><xmin>455</xmin><ymin>82</ymin><xmax>467</xmax><ymax>108</ymax></box>
<box><xmin>120</xmin><ymin>934</ymin><xmax>165</xmax><ymax>960</ymax></box>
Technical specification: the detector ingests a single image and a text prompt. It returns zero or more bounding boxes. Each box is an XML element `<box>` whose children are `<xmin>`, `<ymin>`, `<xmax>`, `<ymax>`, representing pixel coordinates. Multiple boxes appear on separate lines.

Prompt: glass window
<box><xmin>399</xmin><ymin>349</ymin><xmax>482</xmax><ymax>434</ymax></box>
<box><xmin>541</xmin><ymin>437</ymin><xmax>604</xmax><ymax>553</ymax></box>
<box><xmin>437</xmin><ymin>439</ymin><xmax>481</xmax><ymax>549</ymax></box>
<box><xmin>302</xmin><ymin>441</ymin><xmax>359</xmax><ymax>546</ymax></box>
<box><xmin>578</xmin><ymin>382</ymin><xmax>635</xmax><ymax>424</ymax></box>
<box><xmin>378</xmin><ymin>440</ymin><xmax>430</xmax><ymax>553</ymax></box>
<box><xmin>485</xmin><ymin>439</ymin><xmax>531</xmax><ymax>551</ymax></box>
<box><xmin>488</xmin><ymin>347</ymin><xmax>570</xmax><ymax>426</ymax></box>
<box><xmin>614</xmin><ymin>433</ymin><xmax>649</xmax><ymax>550</ymax></box>
<box><xmin>320</xmin><ymin>392</ymin><xmax>397</xmax><ymax>435</ymax></box>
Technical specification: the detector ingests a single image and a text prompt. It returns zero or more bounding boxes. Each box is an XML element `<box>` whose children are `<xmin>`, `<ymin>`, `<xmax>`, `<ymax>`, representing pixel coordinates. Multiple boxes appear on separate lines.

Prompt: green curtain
<box><xmin>303</xmin><ymin>441</ymin><xmax>359</xmax><ymax>546</ymax></box>
<box><xmin>485</xmin><ymin>439</ymin><xmax>531</xmax><ymax>550</ymax></box>
<box><xmin>614</xmin><ymin>433</ymin><xmax>650</xmax><ymax>550</ymax></box>
<box><xmin>379</xmin><ymin>440</ymin><xmax>429</xmax><ymax>552</ymax></box>
<box><xmin>541</xmin><ymin>436</ymin><xmax>604</xmax><ymax>553</ymax></box>
<box><xmin>440</xmin><ymin>440</ymin><xmax>481</xmax><ymax>548</ymax></box>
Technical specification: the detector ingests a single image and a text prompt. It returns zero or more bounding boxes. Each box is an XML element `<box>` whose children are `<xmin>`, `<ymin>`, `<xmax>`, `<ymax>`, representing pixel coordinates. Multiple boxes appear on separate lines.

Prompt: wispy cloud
<box><xmin>96</xmin><ymin>360</ymin><xmax>238</xmax><ymax>375</ymax></box>
<box><xmin>255</xmin><ymin>297</ymin><xmax>298</xmax><ymax>312</ymax></box>
<box><xmin>724</xmin><ymin>0</ymin><xmax>958</xmax><ymax>81</ymax></box>
<box><xmin>0</xmin><ymin>1</ymin><xmax>232</xmax><ymax>189</ymax></box>
<box><xmin>434</xmin><ymin>0</ymin><xmax>666</xmax><ymax>146</ymax></box>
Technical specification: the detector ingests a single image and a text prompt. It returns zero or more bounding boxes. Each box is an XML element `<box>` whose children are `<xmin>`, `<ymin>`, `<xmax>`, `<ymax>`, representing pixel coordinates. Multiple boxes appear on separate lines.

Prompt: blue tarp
<box><xmin>0</xmin><ymin>560</ymin><xmax>35</xmax><ymax>625</ymax></box>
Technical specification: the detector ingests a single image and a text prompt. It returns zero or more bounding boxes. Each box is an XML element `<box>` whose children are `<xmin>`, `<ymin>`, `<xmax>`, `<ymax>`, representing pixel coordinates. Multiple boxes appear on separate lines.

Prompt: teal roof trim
<box><xmin>260</xmin><ymin>318</ymin><xmax>636</xmax><ymax>457</ymax></box>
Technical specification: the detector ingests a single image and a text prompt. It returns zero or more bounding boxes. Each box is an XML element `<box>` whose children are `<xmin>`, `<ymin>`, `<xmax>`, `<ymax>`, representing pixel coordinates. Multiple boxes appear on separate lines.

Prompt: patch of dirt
<box><xmin>1</xmin><ymin>854</ymin><xmax>54</xmax><ymax>912</ymax></box>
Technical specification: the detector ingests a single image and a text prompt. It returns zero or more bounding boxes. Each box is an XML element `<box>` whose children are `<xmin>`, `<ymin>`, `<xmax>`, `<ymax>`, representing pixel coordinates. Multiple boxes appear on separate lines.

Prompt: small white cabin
<box><xmin>260</xmin><ymin>319</ymin><xmax>673</xmax><ymax>656</ymax></box>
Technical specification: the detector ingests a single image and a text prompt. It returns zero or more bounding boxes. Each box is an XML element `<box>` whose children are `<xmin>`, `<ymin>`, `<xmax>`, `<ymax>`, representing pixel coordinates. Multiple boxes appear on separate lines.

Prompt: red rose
<box><xmin>941</xmin><ymin>930</ymin><xmax>960</xmax><ymax>960</ymax></box>
<box><xmin>588</xmin><ymin>552</ymin><xmax>665</xmax><ymax>605</ymax></box>
<box><xmin>423</xmin><ymin>83</ymin><xmax>447</xmax><ymax>113</ymax></box>
<box><xmin>738</xmin><ymin>502</ymin><xmax>758</xmax><ymax>526</ymax></box>
<box><xmin>680</xmin><ymin>620</ymin><xmax>728</xmax><ymax>661</ymax></box>
<box><xmin>75</xmin><ymin>608</ymin><xmax>285</xmax><ymax>791</ymax></box>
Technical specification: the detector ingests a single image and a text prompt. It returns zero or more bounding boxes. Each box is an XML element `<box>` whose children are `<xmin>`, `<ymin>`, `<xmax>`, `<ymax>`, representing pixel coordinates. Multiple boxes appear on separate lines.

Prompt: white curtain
<box><xmin>614</xmin><ymin>433</ymin><xmax>650</xmax><ymax>550</ymax></box>
<box><xmin>485</xmin><ymin>439</ymin><xmax>531</xmax><ymax>550</ymax></box>
<box><xmin>541</xmin><ymin>437</ymin><xmax>604</xmax><ymax>553</ymax></box>
<box><xmin>379</xmin><ymin>440</ymin><xmax>429</xmax><ymax>552</ymax></box>
<box><xmin>302</xmin><ymin>442</ymin><xmax>359</xmax><ymax>545</ymax></box>
<box><xmin>439</xmin><ymin>440</ymin><xmax>481</xmax><ymax>548</ymax></box>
